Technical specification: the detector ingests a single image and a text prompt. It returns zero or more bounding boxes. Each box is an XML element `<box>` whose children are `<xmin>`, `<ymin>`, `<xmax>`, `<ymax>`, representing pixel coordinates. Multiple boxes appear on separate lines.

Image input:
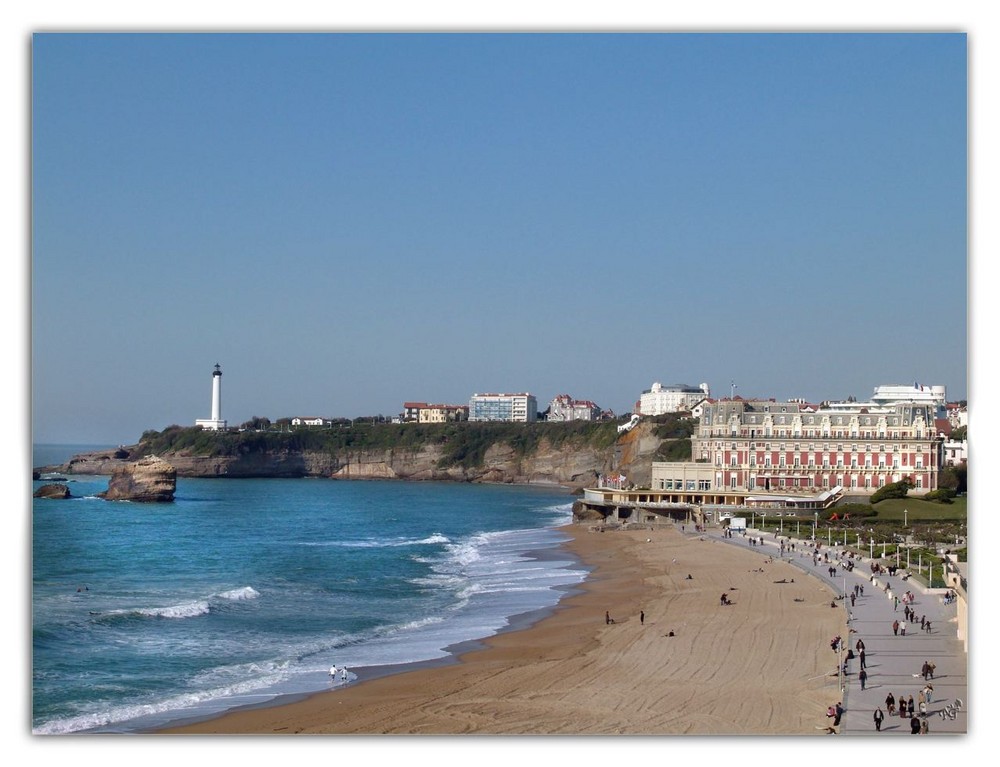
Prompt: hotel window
<box><xmin>779</xmin><ymin>455</ymin><xmax>786</xmax><ymax>467</ymax></box>
<box><xmin>850</xmin><ymin>477</ymin><xmax>858</xmax><ymax>489</ymax></box>
<box><xmin>731</xmin><ymin>456</ymin><xmax>738</xmax><ymax>467</ymax></box>
<box><xmin>730</xmin><ymin>476</ymin><xmax>738</xmax><ymax>489</ymax></box>
<box><xmin>916</xmin><ymin>458</ymin><xmax>923</xmax><ymax>468</ymax></box>
<box><xmin>865</xmin><ymin>477</ymin><xmax>872</xmax><ymax>489</ymax></box>
<box><xmin>699</xmin><ymin>480</ymin><xmax>710</xmax><ymax>491</ymax></box>
<box><xmin>686</xmin><ymin>480</ymin><xmax>695</xmax><ymax>491</ymax></box>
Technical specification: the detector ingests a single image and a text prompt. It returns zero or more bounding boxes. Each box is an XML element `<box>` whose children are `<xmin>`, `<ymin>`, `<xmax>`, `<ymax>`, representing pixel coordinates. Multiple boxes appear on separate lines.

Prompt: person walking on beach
<box><xmin>329</xmin><ymin>664</ymin><xmax>338</xmax><ymax>680</ymax></box>
<box><xmin>605</xmin><ymin>611</ymin><xmax>612</xmax><ymax>625</ymax></box>
<box><xmin>640</xmin><ymin>610</ymin><xmax>645</xmax><ymax>625</ymax></box>
<box><xmin>874</xmin><ymin>707</ymin><xmax>885</xmax><ymax>732</ymax></box>
<box><xmin>341</xmin><ymin>667</ymin><xmax>348</xmax><ymax>682</ymax></box>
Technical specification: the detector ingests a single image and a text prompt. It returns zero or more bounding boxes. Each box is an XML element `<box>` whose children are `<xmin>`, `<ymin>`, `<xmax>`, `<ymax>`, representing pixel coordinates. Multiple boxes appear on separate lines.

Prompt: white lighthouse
<box><xmin>195</xmin><ymin>363</ymin><xmax>227</xmax><ymax>430</ymax></box>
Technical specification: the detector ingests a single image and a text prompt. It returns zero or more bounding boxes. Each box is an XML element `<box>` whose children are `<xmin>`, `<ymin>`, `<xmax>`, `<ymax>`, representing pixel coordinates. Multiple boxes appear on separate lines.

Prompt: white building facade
<box><xmin>469</xmin><ymin>393</ymin><xmax>538</xmax><ymax>423</ymax></box>
<box><xmin>639</xmin><ymin>382</ymin><xmax>710</xmax><ymax>416</ymax></box>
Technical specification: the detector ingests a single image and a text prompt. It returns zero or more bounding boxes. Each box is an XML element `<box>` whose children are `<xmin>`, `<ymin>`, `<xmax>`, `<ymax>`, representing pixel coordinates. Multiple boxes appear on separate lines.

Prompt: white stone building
<box><xmin>638</xmin><ymin>382</ymin><xmax>710</xmax><ymax>416</ymax></box>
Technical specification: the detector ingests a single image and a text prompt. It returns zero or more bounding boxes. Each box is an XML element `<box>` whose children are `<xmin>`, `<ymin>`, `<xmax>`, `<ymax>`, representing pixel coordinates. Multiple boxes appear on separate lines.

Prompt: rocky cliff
<box><xmin>54</xmin><ymin>421</ymin><xmax>668</xmax><ymax>490</ymax></box>
<box><xmin>97</xmin><ymin>455</ymin><xmax>177</xmax><ymax>502</ymax></box>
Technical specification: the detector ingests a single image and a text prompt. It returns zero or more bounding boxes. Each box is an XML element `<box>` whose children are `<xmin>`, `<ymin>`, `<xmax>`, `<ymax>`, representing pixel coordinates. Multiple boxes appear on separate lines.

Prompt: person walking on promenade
<box><xmin>907</xmin><ymin>696</ymin><xmax>915</xmax><ymax>717</ymax></box>
<box><xmin>856</xmin><ymin>638</ymin><xmax>866</xmax><ymax>653</ymax></box>
<box><xmin>923</xmin><ymin>684</ymin><xmax>933</xmax><ymax>704</ymax></box>
<box><xmin>900</xmin><ymin>621</ymin><xmax>907</xmax><ymax>636</ymax></box>
<box><xmin>925</xmin><ymin>620</ymin><xmax>932</xmax><ymax>634</ymax></box>
<box><xmin>921</xmin><ymin>615</ymin><xmax>926</xmax><ymax>630</ymax></box>
<box><xmin>910</xmin><ymin>716</ymin><xmax>922</xmax><ymax>734</ymax></box>
<box><xmin>860</xmin><ymin>648</ymin><xmax>867</xmax><ymax>669</ymax></box>
<box><xmin>859</xmin><ymin>668</ymin><xmax>868</xmax><ymax>690</ymax></box>
<box><xmin>886</xmin><ymin>693</ymin><xmax>896</xmax><ymax>716</ymax></box>
<box><xmin>922</xmin><ymin>660</ymin><xmax>931</xmax><ymax>680</ymax></box>
<box><xmin>874</xmin><ymin>707</ymin><xmax>885</xmax><ymax>731</ymax></box>
<box><xmin>834</xmin><ymin>702</ymin><xmax>844</xmax><ymax>727</ymax></box>
<box><xmin>920</xmin><ymin>719</ymin><xmax>929</xmax><ymax>734</ymax></box>
<box><xmin>892</xmin><ymin>619</ymin><xmax>900</xmax><ymax>636</ymax></box>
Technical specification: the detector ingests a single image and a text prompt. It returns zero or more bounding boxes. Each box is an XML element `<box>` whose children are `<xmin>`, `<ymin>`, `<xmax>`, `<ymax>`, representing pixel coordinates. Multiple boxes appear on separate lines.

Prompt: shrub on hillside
<box><xmin>924</xmin><ymin>488</ymin><xmax>956</xmax><ymax>504</ymax></box>
<box><xmin>870</xmin><ymin>479</ymin><xmax>912</xmax><ymax>504</ymax></box>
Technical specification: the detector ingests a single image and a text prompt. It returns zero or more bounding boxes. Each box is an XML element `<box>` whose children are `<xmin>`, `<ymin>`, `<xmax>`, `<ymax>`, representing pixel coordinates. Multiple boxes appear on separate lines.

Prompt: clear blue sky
<box><xmin>31</xmin><ymin>32</ymin><xmax>968</xmax><ymax>445</ymax></box>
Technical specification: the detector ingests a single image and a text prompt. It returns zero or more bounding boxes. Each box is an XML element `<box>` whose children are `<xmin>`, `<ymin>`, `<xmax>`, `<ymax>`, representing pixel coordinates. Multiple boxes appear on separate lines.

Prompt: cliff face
<box><xmin>59</xmin><ymin>422</ymin><xmax>665</xmax><ymax>489</ymax></box>
<box><xmin>98</xmin><ymin>455</ymin><xmax>177</xmax><ymax>502</ymax></box>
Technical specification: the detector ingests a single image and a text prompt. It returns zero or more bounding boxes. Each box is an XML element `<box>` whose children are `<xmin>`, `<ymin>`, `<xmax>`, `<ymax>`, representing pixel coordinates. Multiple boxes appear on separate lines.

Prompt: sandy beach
<box><xmin>161</xmin><ymin>524</ymin><xmax>845</xmax><ymax>735</ymax></box>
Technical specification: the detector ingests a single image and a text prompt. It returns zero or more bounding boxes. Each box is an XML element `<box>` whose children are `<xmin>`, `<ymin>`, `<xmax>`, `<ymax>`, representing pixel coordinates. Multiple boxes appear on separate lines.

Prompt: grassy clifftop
<box><xmin>136</xmin><ymin>419</ymin><xmax>635</xmax><ymax>470</ymax></box>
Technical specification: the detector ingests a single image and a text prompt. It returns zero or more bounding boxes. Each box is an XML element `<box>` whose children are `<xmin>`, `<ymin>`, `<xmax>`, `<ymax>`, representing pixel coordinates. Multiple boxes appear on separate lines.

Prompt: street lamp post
<box><xmin>869</xmin><ymin>537</ymin><xmax>874</xmax><ymax>559</ymax></box>
<box><xmin>882</xmin><ymin>540</ymin><xmax>887</xmax><ymax>558</ymax></box>
<box><xmin>904</xmin><ymin>508</ymin><xmax>908</xmax><ymax>528</ymax></box>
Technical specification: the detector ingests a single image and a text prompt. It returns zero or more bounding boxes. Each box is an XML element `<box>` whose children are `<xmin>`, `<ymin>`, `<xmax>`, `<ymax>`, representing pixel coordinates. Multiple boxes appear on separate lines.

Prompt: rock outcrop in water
<box><xmin>98</xmin><ymin>455</ymin><xmax>177</xmax><ymax>502</ymax></box>
<box><xmin>33</xmin><ymin>483</ymin><xmax>72</xmax><ymax>499</ymax></box>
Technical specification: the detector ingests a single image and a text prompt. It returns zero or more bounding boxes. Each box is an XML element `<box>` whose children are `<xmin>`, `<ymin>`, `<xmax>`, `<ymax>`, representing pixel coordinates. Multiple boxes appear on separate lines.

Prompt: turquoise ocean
<box><xmin>31</xmin><ymin>444</ymin><xmax>586</xmax><ymax>734</ymax></box>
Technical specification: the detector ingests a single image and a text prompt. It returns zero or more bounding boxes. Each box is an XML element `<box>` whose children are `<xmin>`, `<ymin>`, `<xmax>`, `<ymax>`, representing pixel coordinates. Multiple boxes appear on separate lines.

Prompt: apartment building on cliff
<box><xmin>547</xmin><ymin>394</ymin><xmax>601</xmax><ymax>422</ymax></box>
<box><xmin>469</xmin><ymin>393</ymin><xmax>538</xmax><ymax>423</ymax></box>
<box><xmin>401</xmin><ymin>402</ymin><xmax>469</xmax><ymax>423</ymax></box>
<box><xmin>637</xmin><ymin>382</ymin><xmax>710</xmax><ymax>416</ymax></box>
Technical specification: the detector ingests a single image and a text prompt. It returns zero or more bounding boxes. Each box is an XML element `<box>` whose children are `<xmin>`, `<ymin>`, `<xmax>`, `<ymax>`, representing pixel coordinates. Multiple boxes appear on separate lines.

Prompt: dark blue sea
<box><xmin>31</xmin><ymin>444</ymin><xmax>585</xmax><ymax>734</ymax></box>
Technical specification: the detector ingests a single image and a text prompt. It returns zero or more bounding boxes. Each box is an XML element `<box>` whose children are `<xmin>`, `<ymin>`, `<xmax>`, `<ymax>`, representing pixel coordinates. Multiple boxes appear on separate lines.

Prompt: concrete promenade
<box><xmin>696</xmin><ymin>524</ymin><xmax>968</xmax><ymax>736</ymax></box>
